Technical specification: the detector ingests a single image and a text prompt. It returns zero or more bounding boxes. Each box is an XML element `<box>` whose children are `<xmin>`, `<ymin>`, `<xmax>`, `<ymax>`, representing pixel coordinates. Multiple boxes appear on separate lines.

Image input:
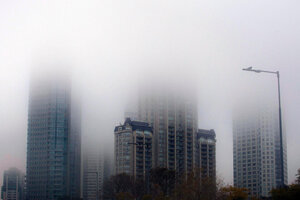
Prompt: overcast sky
<box><xmin>1</xmin><ymin>0</ymin><xmax>300</xmax><ymax>186</ymax></box>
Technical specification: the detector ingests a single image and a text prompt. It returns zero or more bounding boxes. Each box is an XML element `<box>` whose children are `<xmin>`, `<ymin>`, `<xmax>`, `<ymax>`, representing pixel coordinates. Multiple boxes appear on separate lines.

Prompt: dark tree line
<box><xmin>270</xmin><ymin>168</ymin><xmax>300</xmax><ymax>200</ymax></box>
<box><xmin>103</xmin><ymin>168</ymin><xmax>176</xmax><ymax>200</ymax></box>
<box><xmin>102</xmin><ymin>167</ymin><xmax>248</xmax><ymax>200</ymax></box>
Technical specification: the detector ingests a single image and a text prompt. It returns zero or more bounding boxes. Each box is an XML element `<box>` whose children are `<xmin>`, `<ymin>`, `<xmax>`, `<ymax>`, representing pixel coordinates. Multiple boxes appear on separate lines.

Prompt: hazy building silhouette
<box><xmin>103</xmin><ymin>152</ymin><xmax>113</xmax><ymax>184</ymax></box>
<box><xmin>138</xmin><ymin>89</ymin><xmax>198</xmax><ymax>175</ymax></box>
<box><xmin>83</xmin><ymin>148</ymin><xmax>104</xmax><ymax>200</ymax></box>
<box><xmin>195</xmin><ymin>129</ymin><xmax>216</xmax><ymax>181</ymax></box>
<box><xmin>233</xmin><ymin>105</ymin><xmax>287</xmax><ymax>198</ymax></box>
<box><xmin>26</xmin><ymin>74</ymin><xmax>81</xmax><ymax>200</ymax></box>
<box><xmin>1</xmin><ymin>168</ymin><xmax>25</xmax><ymax>200</ymax></box>
<box><xmin>114</xmin><ymin>118</ymin><xmax>153</xmax><ymax>180</ymax></box>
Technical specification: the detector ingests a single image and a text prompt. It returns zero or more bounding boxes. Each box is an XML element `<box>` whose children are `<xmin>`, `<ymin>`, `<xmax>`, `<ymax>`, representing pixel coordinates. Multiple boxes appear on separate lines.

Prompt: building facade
<box><xmin>26</xmin><ymin>75</ymin><xmax>81</xmax><ymax>200</ymax></box>
<box><xmin>83</xmin><ymin>149</ymin><xmax>104</xmax><ymax>200</ymax></box>
<box><xmin>233</xmin><ymin>105</ymin><xmax>287</xmax><ymax>198</ymax></box>
<box><xmin>114</xmin><ymin>118</ymin><xmax>153</xmax><ymax>180</ymax></box>
<box><xmin>138</xmin><ymin>89</ymin><xmax>198</xmax><ymax>175</ymax></box>
<box><xmin>1</xmin><ymin>168</ymin><xmax>25</xmax><ymax>200</ymax></box>
<box><xmin>195</xmin><ymin>129</ymin><xmax>216</xmax><ymax>181</ymax></box>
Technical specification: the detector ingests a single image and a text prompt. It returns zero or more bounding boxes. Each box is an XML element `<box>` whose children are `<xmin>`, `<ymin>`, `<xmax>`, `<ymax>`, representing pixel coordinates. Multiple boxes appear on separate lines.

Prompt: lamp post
<box><xmin>242</xmin><ymin>66</ymin><xmax>285</xmax><ymax>187</ymax></box>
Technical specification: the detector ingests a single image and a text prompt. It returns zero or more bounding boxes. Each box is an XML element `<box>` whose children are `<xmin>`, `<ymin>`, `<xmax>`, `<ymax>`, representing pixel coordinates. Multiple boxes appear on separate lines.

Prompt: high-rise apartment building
<box><xmin>138</xmin><ymin>89</ymin><xmax>198</xmax><ymax>175</ymax></box>
<box><xmin>114</xmin><ymin>118</ymin><xmax>153</xmax><ymax>180</ymax></box>
<box><xmin>233</xmin><ymin>105</ymin><xmax>287</xmax><ymax>198</ymax></box>
<box><xmin>195</xmin><ymin>129</ymin><xmax>216</xmax><ymax>181</ymax></box>
<box><xmin>83</xmin><ymin>148</ymin><xmax>104</xmax><ymax>200</ymax></box>
<box><xmin>26</xmin><ymin>74</ymin><xmax>81</xmax><ymax>200</ymax></box>
<box><xmin>1</xmin><ymin>168</ymin><xmax>25</xmax><ymax>200</ymax></box>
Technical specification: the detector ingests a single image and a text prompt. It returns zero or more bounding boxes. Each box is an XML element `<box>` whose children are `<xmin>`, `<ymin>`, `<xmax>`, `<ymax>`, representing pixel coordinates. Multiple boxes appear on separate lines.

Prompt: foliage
<box><xmin>103</xmin><ymin>167</ymin><xmax>300</xmax><ymax>199</ymax></box>
<box><xmin>270</xmin><ymin>184</ymin><xmax>300</xmax><ymax>200</ymax></box>
<box><xmin>149</xmin><ymin>167</ymin><xmax>176</xmax><ymax>197</ymax></box>
<box><xmin>115</xmin><ymin>192</ymin><xmax>134</xmax><ymax>200</ymax></box>
<box><xmin>141</xmin><ymin>194</ymin><xmax>152</xmax><ymax>200</ymax></box>
<box><xmin>270</xmin><ymin>168</ymin><xmax>300</xmax><ymax>200</ymax></box>
<box><xmin>218</xmin><ymin>186</ymin><xmax>248</xmax><ymax>200</ymax></box>
<box><xmin>103</xmin><ymin>168</ymin><xmax>248</xmax><ymax>200</ymax></box>
<box><xmin>173</xmin><ymin>171</ymin><xmax>216</xmax><ymax>200</ymax></box>
<box><xmin>103</xmin><ymin>173</ymin><xmax>140</xmax><ymax>200</ymax></box>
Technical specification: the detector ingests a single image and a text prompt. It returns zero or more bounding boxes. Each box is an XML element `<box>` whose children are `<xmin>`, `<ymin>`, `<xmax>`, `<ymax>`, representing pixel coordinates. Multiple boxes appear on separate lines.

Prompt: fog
<box><xmin>1</xmin><ymin>0</ymin><xmax>300</xmax><ymax>187</ymax></box>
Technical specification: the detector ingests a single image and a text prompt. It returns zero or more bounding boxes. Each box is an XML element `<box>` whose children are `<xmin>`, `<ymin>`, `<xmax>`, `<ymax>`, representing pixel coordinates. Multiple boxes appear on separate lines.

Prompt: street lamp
<box><xmin>242</xmin><ymin>66</ymin><xmax>285</xmax><ymax>187</ymax></box>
